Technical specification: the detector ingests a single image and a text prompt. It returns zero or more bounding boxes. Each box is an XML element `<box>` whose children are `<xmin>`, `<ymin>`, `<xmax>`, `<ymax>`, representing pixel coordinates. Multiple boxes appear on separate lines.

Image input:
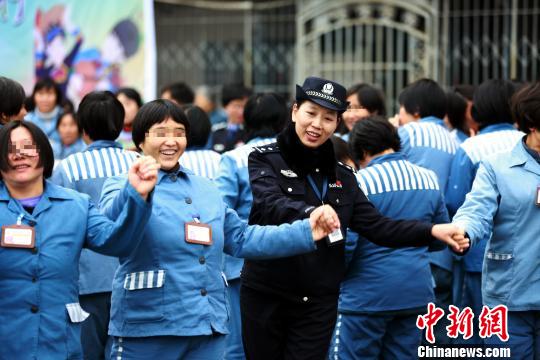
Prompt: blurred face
<box><xmin>34</xmin><ymin>87</ymin><xmax>57</xmax><ymax>113</ymax></box>
<box><xmin>398</xmin><ymin>106</ymin><xmax>418</xmax><ymax>126</ymax></box>
<box><xmin>343</xmin><ymin>94</ymin><xmax>371</xmax><ymax>131</ymax></box>
<box><xmin>139</xmin><ymin>117</ymin><xmax>187</xmax><ymax>171</ymax></box>
<box><xmin>160</xmin><ymin>90</ymin><xmax>176</xmax><ymax>104</ymax></box>
<box><xmin>194</xmin><ymin>93</ymin><xmax>213</xmax><ymax>113</ymax></box>
<box><xmin>1</xmin><ymin>106</ymin><xmax>27</xmax><ymax>124</ymax></box>
<box><xmin>292</xmin><ymin>101</ymin><xmax>338</xmax><ymax>148</ymax></box>
<box><xmin>58</xmin><ymin>114</ymin><xmax>80</xmax><ymax>146</ymax></box>
<box><xmin>1</xmin><ymin>126</ymin><xmax>43</xmax><ymax>190</ymax></box>
<box><xmin>117</xmin><ymin>93</ymin><xmax>139</xmax><ymax>126</ymax></box>
<box><xmin>224</xmin><ymin>98</ymin><xmax>248</xmax><ymax>125</ymax></box>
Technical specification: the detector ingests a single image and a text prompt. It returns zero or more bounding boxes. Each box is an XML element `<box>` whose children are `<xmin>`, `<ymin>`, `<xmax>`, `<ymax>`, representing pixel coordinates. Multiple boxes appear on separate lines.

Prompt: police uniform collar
<box><xmin>277</xmin><ymin>122</ymin><xmax>337</xmax><ymax>181</ymax></box>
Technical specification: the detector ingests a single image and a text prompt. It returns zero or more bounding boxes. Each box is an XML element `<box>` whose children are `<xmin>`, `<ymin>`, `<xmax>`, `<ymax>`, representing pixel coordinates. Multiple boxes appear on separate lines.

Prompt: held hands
<box><xmin>431</xmin><ymin>224</ymin><xmax>470</xmax><ymax>253</ymax></box>
<box><xmin>309</xmin><ymin>205</ymin><xmax>341</xmax><ymax>241</ymax></box>
<box><xmin>128</xmin><ymin>156</ymin><xmax>161</xmax><ymax>201</ymax></box>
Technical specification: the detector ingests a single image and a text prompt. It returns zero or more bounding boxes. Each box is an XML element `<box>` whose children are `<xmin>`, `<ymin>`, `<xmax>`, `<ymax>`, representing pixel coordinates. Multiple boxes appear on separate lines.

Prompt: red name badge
<box><xmin>1</xmin><ymin>225</ymin><xmax>35</xmax><ymax>249</ymax></box>
<box><xmin>185</xmin><ymin>222</ymin><xmax>213</xmax><ymax>245</ymax></box>
<box><xmin>536</xmin><ymin>186</ymin><xmax>540</xmax><ymax>207</ymax></box>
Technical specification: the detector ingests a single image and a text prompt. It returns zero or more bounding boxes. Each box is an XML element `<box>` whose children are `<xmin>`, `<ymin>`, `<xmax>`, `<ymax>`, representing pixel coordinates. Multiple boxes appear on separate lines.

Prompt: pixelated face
<box><xmin>140</xmin><ymin>117</ymin><xmax>187</xmax><ymax>171</ymax></box>
<box><xmin>224</xmin><ymin>98</ymin><xmax>248</xmax><ymax>125</ymax></box>
<box><xmin>58</xmin><ymin>113</ymin><xmax>79</xmax><ymax>146</ymax></box>
<box><xmin>1</xmin><ymin>126</ymin><xmax>44</xmax><ymax>187</ymax></box>
<box><xmin>34</xmin><ymin>87</ymin><xmax>57</xmax><ymax>113</ymax></box>
<box><xmin>292</xmin><ymin>101</ymin><xmax>338</xmax><ymax>149</ymax></box>
<box><xmin>343</xmin><ymin>94</ymin><xmax>371</xmax><ymax>131</ymax></box>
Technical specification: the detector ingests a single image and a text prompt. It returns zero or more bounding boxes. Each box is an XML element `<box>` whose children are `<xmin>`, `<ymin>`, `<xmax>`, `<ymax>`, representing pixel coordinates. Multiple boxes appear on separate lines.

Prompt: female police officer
<box><xmin>241</xmin><ymin>76</ymin><xmax>469</xmax><ymax>359</ymax></box>
<box><xmin>0</xmin><ymin>120</ymin><xmax>157</xmax><ymax>359</ymax></box>
<box><xmin>100</xmin><ymin>99</ymin><xmax>341</xmax><ymax>359</ymax></box>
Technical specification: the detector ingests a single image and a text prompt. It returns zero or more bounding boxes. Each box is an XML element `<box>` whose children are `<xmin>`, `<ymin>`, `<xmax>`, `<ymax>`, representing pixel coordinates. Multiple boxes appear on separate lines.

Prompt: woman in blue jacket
<box><xmin>0</xmin><ymin>120</ymin><xmax>158</xmax><ymax>359</ymax></box>
<box><xmin>453</xmin><ymin>82</ymin><xmax>540</xmax><ymax>358</ymax></box>
<box><xmin>100</xmin><ymin>99</ymin><xmax>340</xmax><ymax>359</ymax></box>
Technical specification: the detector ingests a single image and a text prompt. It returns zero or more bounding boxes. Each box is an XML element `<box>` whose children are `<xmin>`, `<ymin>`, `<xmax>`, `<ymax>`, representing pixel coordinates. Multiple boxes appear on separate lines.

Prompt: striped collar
<box><xmin>418</xmin><ymin>116</ymin><xmax>445</xmax><ymax>126</ymax></box>
<box><xmin>85</xmin><ymin>140</ymin><xmax>123</xmax><ymax>151</ymax></box>
<box><xmin>367</xmin><ymin>152</ymin><xmax>406</xmax><ymax>167</ymax></box>
<box><xmin>478</xmin><ymin>123</ymin><xmax>516</xmax><ymax>135</ymax></box>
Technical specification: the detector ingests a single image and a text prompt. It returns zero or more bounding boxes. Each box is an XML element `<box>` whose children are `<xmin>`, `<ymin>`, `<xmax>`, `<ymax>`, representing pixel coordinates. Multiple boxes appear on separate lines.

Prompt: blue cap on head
<box><xmin>296</xmin><ymin>76</ymin><xmax>348</xmax><ymax>112</ymax></box>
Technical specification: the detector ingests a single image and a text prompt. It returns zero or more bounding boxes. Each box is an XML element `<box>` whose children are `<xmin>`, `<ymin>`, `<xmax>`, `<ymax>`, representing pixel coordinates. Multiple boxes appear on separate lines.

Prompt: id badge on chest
<box><xmin>326</xmin><ymin>227</ymin><xmax>344</xmax><ymax>246</ymax></box>
<box><xmin>185</xmin><ymin>218</ymin><xmax>213</xmax><ymax>246</ymax></box>
<box><xmin>1</xmin><ymin>225</ymin><xmax>35</xmax><ymax>249</ymax></box>
<box><xmin>536</xmin><ymin>186</ymin><xmax>540</xmax><ymax>207</ymax></box>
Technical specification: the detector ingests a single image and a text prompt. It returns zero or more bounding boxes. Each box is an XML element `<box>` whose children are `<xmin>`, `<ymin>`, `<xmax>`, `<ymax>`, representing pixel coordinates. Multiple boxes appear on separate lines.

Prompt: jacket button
<box><xmin>28</xmin><ymin>220</ymin><xmax>36</xmax><ymax>226</ymax></box>
<box><xmin>302</xmin><ymin>297</ymin><xmax>308</xmax><ymax>302</ymax></box>
<box><xmin>199</xmin><ymin>256</ymin><xmax>205</xmax><ymax>264</ymax></box>
<box><xmin>31</xmin><ymin>247</ymin><xmax>38</xmax><ymax>254</ymax></box>
<box><xmin>287</xmin><ymin>188</ymin><xmax>292</xmax><ymax>192</ymax></box>
<box><xmin>260</xmin><ymin>171</ymin><xmax>265</xmax><ymax>175</ymax></box>
<box><xmin>185</xmin><ymin>197</ymin><xmax>192</xmax><ymax>204</ymax></box>
<box><xmin>32</xmin><ymin>277</ymin><xmax>37</xmax><ymax>283</ymax></box>
<box><xmin>200</xmin><ymin>288</ymin><xmax>207</xmax><ymax>296</ymax></box>
<box><xmin>315</xmin><ymin>168</ymin><xmax>320</xmax><ymax>172</ymax></box>
<box><xmin>170</xmin><ymin>174</ymin><xmax>177</xmax><ymax>182</ymax></box>
<box><xmin>31</xmin><ymin>305</ymin><xmax>39</xmax><ymax>313</ymax></box>
<box><xmin>336</xmin><ymin>199</ymin><xmax>340</xmax><ymax>204</ymax></box>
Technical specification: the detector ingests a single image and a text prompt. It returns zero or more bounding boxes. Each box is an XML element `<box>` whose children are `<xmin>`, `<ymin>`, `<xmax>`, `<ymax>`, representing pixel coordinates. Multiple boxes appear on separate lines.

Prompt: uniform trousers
<box><xmin>241</xmin><ymin>284</ymin><xmax>337</xmax><ymax>360</ymax></box>
<box><xmin>80</xmin><ymin>292</ymin><xmax>113</xmax><ymax>360</ymax></box>
<box><xmin>110</xmin><ymin>334</ymin><xmax>226</xmax><ymax>359</ymax></box>
<box><xmin>329</xmin><ymin>312</ymin><xmax>421</xmax><ymax>360</ymax></box>
<box><xmin>224</xmin><ymin>278</ymin><xmax>246</xmax><ymax>360</ymax></box>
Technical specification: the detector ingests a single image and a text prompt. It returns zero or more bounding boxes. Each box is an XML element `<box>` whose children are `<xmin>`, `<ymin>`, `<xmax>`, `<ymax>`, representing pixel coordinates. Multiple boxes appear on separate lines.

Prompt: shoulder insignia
<box><xmin>280</xmin><ymin>169</ymin><xmax>298</xmax><ymax>178</ymax></box>
<box><xmin>337</xmin><ymin>161</ymin><xmax>355</xmax><ymax>173</ymax></box>
<box><xmin>253</xmin><ymin>145</ymin><xmax>280</xmax><ymax>154</ymax></box>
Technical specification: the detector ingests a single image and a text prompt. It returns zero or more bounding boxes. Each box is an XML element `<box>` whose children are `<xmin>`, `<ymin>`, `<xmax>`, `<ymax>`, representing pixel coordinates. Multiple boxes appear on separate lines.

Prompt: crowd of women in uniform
<box><xmin>0</xmin><ymin>70</ymin><xmax>538</xmax><ymax>360</ymax></box>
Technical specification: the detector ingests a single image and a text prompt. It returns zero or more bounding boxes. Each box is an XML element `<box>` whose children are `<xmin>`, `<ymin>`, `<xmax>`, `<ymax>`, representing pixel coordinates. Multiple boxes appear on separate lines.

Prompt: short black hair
<box><xmin>446</xmin><ymin>89</ymin><xmax>468</xmax><ymax>133</ymax></box>
<box><xmin>398</xmin><ymin>78</ymin><xmax>446</xmax><ymax>119</ymax></box>
<box><xmin>349</xmin><ymin>115</ymin><xmax>401</xmax><ymax>162</ymax></box>
<box><xmin>116</xmin><ymin>87</ymin><xmax>143</xmax><ymax>107</ymax></box>
<box><xmin>77</xmin><ymin>91</ymin><xmax>125</xmax><ymax>141</ymax></box>
<box><xmin>346</xmin><ymin>83</ymin><xmax>387</xmax><ymax>116</ymax></box>
<box><xmin>511</xmin><ymin>81</ymin><xmax>540</xmax><ymax>134</ymax></box>
<box><xmin>471</xmin><ymin>79</ymin><xmax>516</xmax><ymax>128</ymax></box>
<box><xmin>0</xmin><ymin>76</ymin><xmax>26</xmax><ymax>122</ymax></box>
<box><xmin>183</xmin><ymin>105</ymin><xmax>211</xmax><ymax>148</ymax></box>
<box><xmin>56</xmin><ymin>111</ymin><xmax>82</xmax><ymax>135</ymax></box>
<box><xmin>132</xmin><ymin>99</ymin><xmax>190</xmax><ymax>151</ymax></box>
<box><xmin>0</xmin><ymin>120</ymin><xmax>54</xmax><ymax>179</ymax></box>
<box><xmin>453</xmin><ymin>84</ymin><xmax>475</xmax><ymax>101</ymax></box>
<box><xmin>160</xmin><ymin>82</ymin><xmax>194</xmax><ymax>105</ymax></box>
<box><xmin>32</xmin><ymin>77</ymin><xmax>62</xmax><ymax>106</ymax></box>
<box><xmin>221</xmin><ymin>83</ymin><xmax>252</xmax><ymax>107</ymax></box>
<box><xmin>330</xmin><ymin>135</ymin><xmax>354</xmax><ymax>165</ymax></box>
<box><xmin>244</xmin><ymin>93</ymin><xmax>288</xmax><ymax>141</ymax></box>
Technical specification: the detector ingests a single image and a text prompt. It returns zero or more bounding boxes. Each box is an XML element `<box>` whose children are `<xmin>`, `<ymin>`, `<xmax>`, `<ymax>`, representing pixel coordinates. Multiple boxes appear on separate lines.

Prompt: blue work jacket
<box><xmin>51</xmin><ymin>140</ymin><xmax>139</xmax><ymax>295</ymax></box>
<box><xmin>340</xmin><ymin>153</ymin><xmax>449</xmax><ymax>313</ymax></box>
<box><xmin>446</xmin><ymin>124</ymin><xmax>523</xmax><ymax>272</ymax></box>
<box><xmin>0</xmin><ymin>180</ymin><xmax>151</xmax><ymax>359</ymax></box>
<box><xmin>24</xmin><ymin>107</ymin><xmax>61</xmax><ymax>142</ymax></box>
<box><xmin>453</xmin><ymin>139</ymin><xmax>540</xmax><ymax>310</ymax></box>
<box><xmin>215</xmin><ymin>137</ymin><xmax>275</xmax><ymax>280</ymax></box>
<box><xmin>399</xmin><ymin>116</ymin><xmax>458</xmax><ymax>270</ymax></box>
<box><xmin>100</xmin><ymin>167</ymin><xmax>316</xmax><ymax>337</ymax></box>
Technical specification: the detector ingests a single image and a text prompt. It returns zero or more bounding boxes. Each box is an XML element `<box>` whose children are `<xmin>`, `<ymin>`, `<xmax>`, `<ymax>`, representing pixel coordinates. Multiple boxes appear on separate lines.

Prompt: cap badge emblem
<box><xmin>322</xmin><ymin>83</ymin><xmax>334</xmax><ymax>95</ymax></box>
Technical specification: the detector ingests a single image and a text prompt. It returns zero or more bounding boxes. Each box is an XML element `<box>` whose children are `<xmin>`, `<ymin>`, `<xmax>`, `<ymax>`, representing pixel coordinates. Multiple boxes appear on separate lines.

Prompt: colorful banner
<box><xmin>0</xmin><ymin>0</ymin><xmax>155</xmax><ymax>104</ymax></box>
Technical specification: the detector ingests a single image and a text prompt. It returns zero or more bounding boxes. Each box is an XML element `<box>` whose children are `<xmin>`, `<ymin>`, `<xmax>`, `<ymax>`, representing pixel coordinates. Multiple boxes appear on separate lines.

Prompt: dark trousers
<box><xmin>240</xmin><ymin>285</ymin><xmax>337</xmax><ymax>360</ymax></box>
<box><xmin>80</xmin><ymin>292</ymin><xmax>113</xmax><ymax>360</ymax></box>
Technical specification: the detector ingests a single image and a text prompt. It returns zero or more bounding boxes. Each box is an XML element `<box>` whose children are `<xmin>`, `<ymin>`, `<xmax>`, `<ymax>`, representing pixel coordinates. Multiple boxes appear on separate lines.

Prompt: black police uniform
<box><xmin>240</xmin><ymin>123</ymin><xmax>437</xmax><ymax>360</ymax></box>
<box><xmin>211</xmin><ymin>123</ymin><xmax>246</xmax><ymax>154</ymax></box>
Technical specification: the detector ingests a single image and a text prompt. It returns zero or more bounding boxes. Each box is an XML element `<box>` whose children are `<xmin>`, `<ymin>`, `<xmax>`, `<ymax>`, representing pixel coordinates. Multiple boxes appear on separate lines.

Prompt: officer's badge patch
<box><xmin>322</xmin><ymin>83</ymin><xmax>334</xmax><ymax>95</ymax></box>
<box><xmin>280</xmin><ymin>169</ymin><xmax>298</xmax><ymax>178</ymax></box>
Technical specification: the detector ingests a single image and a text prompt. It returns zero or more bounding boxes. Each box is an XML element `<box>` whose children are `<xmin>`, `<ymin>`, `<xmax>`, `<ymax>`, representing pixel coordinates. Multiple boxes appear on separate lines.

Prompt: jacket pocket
<box><xmin>484</xmin><ymin>252</ymin><xmax>513</xmax><ymax>300</ymax></box>
<box><xmin>65</xmin><ymin>303</ymin><xmax>89</xmax><ymax>358</ymax></box>
<box><xmin>123</xmin><ymin>270</ymin><xmax>165</xmax><ymax>323</ymax></box>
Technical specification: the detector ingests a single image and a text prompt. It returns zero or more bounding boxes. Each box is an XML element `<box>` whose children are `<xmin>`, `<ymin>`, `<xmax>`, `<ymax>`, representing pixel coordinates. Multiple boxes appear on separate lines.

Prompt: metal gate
<box><xmin>296</xmin><ymin>0</ymin><xmax>440</xmax><ymax>112</ymax></box>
